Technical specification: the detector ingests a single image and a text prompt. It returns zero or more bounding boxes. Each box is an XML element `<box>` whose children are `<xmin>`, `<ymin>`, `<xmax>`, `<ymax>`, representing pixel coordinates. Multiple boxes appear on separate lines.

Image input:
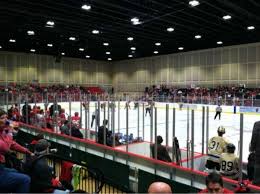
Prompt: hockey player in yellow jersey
<box><xmin>220</xmin><ymin>143</ymin><xmax>239</xmax><ymax>180</ymax></box>
<box><xmin>206</xmin><ymin>126</ymin><xmax>229</xmax><ymax>171</ymax></box>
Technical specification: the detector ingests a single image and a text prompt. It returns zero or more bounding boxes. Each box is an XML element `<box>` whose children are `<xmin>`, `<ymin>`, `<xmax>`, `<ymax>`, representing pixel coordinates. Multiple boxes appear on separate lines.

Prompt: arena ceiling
<box><xmin>0</xmin><ymin>0</ymin><xmax>259</xmax><ymax>61</ymax></box>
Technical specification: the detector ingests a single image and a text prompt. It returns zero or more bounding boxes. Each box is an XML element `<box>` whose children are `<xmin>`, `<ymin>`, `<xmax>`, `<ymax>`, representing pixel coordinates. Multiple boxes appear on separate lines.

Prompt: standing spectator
<box><xmin>71</xmin><ymin>112</ymin><xmax>80</xmax><ymax>127</ymax></box>
<box><xmin>206</xmin><ymin>126</ymin><xmax>229</xmax><ymax>171</ymax></box>
<box><xmin>60</xmin><ymin>120</ymin><xmax>70</xmax><ymax>135</ymax></box>
<box><xmin>98</xmin><ymin>120</ymin><xmax>109</xmax><ymax>145</ymax></box>
<box><xmin>151</xmin><ymin>136</ymin><xmax>172</xmax><ymax>162</ymax></box>
<box><xmin>249</xmin><ymin>121</ymin><xmax>260</xmax><ymax>185</ymax></box>
<box><xmin>49</xmin><ymin>101</ymin><xmax>61</xmax><ymax>118</ymax></box>
<box><xmin>199</xmin><ymin>172</ymin><xmax>233</xmax><ymax>193</ymax></box>
<box><xmin>214</xmin><ymin>104</ymin><xmax>222</xmax><ymax>120</ymax></box>
<box><xmin>22</xmin><ymin>102</ymin><xmax>32</xmax><ymax>124</ymax></box>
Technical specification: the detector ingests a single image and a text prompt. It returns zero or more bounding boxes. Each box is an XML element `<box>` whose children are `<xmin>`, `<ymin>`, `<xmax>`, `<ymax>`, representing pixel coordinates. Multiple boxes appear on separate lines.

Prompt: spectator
<box><xmin>98</xmin><ymin>120</ymin><xmax>109</xmax><ymax>145</ymax></box>
<box><xmin>206</xmin><ymin>126</ymin><xmax>229</xmax><ymax>171</ymax></box>
<box><xmin>71</xmin><ymin>112</ymin><xmax>80</xmax><ymax>127</ymax></box>
<box><xmin>249</xmin><ymin>121</ymin><xmax>260</xmax><ymax>185</ymax></box>
<box><xmin>50</xmin><ymin>101</ymin><xmax>61</xmax><ymax>118</ymax></box>
<box><xmin>0</xmin><ymin>109</ymin><xmax>32</xmax><ymax>193</ymax></box>
<box><xmin>199</xmin><ymin>172</ymin><xmax>233</xmax><ymax>193</ymax></box>
<box><xmin>60</xmin><ymin>120</ymin><xmax>70</xmax><ymax>135</ymax></box>
<box><xmin>148</xmin><ymin>182</ymin><xmax>172</xmax><ymax>193</ymax></box>
<box><xmin>22</xmin><ymin>102</ymin><xmax>32</xmax><ymax>124</ymax></box>
<box><xmin>71</xmin><ymin>125</ymin><xmax>83</xmax><ymax>139</ymax></box>
<box><xmin>151</xmin><ymin>136</ymin><xmax>172</xmax><ymax>162</ymax></box>
<box><xmin>29</xmin><ymin>139</ymin><xmax>66</xmax><ymax>193</ymax></box>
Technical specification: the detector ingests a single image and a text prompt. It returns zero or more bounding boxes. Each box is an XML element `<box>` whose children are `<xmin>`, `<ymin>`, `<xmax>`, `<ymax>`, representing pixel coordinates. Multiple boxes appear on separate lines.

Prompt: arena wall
<box><xmin>113</xmin><ymin>42</ymin><xmax>260</xmax><ymax>92</ymax></box>
<box><xmin>0</xmin><ymin>51</ymin><xmax>112</xmax><ymax>85</ymax></box>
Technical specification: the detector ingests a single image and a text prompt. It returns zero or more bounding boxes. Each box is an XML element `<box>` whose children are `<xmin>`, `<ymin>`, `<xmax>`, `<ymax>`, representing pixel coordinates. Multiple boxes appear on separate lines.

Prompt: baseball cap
<box><xmin>35</xmin><ymin>139</ymin><xmax>51</xmax><ymax>153</ymax></box>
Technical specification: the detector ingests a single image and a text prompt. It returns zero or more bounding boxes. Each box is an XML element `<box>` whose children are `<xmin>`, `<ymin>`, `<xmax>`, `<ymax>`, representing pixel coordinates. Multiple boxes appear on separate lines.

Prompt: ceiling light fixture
<box><xmin>131</xmin><ymin>17</ymin><xmax>141</xmax><ymax>25</ymax></box>
<box><xmin>154</xmin><ymin>51</ymin><xmax>159</xmax><ymax>54</ymax></box>
<box><xmin>178</xmin><ymin>47</ymin><xmax>184</xmax><ymax>50</ymax></box>
<box><xmin>61</xmin><ymin>52</ymin><xmax>65</xmax><ymax>56</ymax></box>
<box><xmin>130</xmin><ymin>47</ymin><xmax>136</xmax><ymax>51</ymax></box>
<box><xmin>46</xmin><ymin>21</ymin><xmax>55</xmax><ymax>26</ymax></box>
<box><xmin>86</xmin><ymin>55</ymin><xmax>90</xmax><ymax>58</ymax></box>
<box><xmin>106</xmin><ymin>52</ymin><xmax>111</xmax><ymax>55</ymax></box>
<box><xmin>247</xmin><ymin>26</ymin><xmax>255</xmax><ymax>30</ymax></box>
<box><xmin>92</xmin><ymin>30</ymin><xmax>99</xmax><ymax>34</ymax></box>
<box><xmin>217</xmin><ymin>41</ymin><xmax>223</xmax><ymax>45</ymax></box>
<box><xmin>223</xmin><ymin>15</ymin><xmax>231</xmax><ymax>20</ymax></box>
<box><xmin>0</xmin><ymin>46</ymin><xmax>2</xmax><ymax>49</ymax></box>
<box><xmin>30</xmin><ymin>49</ymin><xmax>36</xmax><ymax>52</ymax></box>
<box><xmin>79</xmin><ymin>48</ymin><xmax>84</xmax><ymax>51</ymax></box>
<box><xmin>167</xmin><ymin>27</ymin><xmax>174</xmax><ymax>32</ymax></box>
<box><xmin>189</xmin><ymin>0</ymin><xmax>200</xmax><ymax>7</ymax></box>
<box><xmin>47</xmin><ymin>43</ymin><xmax>53</xmax><ymax>47</ymax></box>
<box><xmin>108</xmin><ymin>58</ymin><xmax>112</xmax><ymax>61</ymax></box>
<box><xmin>103</xmin><ymin>43</ymin><xmax>109</xmax><ymax>46</ymax></box>
<box><xmin>127</xmin><ymin>37</ymin><xmax>134</xmax><ymax>41</ymax></box>
<box><xmin>69</xmin><ymin>37</ymin><xmax>76</xmax><ymax>41</ymax></box>
<box><xmin>155</xmin><ymin>42</ymin><xmax>161</xmax><ymax>46</ymax></box>
<box><xmin>195</xmin><ymin>35</ymin><xmax>202</xmax><ymax>39</ymax></box>
<box><xmin>9</xmin><ymin>39</ymin><xmax>16</xmax><ymax>43</ymax></box>
<box><xmin>128</xmin><ymin>55</ymin><xmax>133</xmax><ymax>58</ymax></box>
<box><xmin>27</xmin><ymin>30</ymin><xmax>35</xmax><ymax>35</ymax></box>
<box><xmin>81</xmin><ymin>4</ymin><xmax>91</xmax><ymax>10</ymax></box>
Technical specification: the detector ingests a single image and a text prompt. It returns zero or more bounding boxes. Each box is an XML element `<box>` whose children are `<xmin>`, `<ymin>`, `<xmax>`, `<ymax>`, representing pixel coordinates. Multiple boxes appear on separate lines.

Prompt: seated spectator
<box><xmin>148</xmin><ymin>182</ymin><xmax>172</xmax><ymax>193</ymax></box>
<box><xmin>30</xmin><ymin>133</ymin><xmax>44</xmax><ymax>152</ymax></box>
<box><xmin>29</xmin><ymin>139</ymin><xmax>66</xmax><ymax>193</ymax></box>
<box><xmin>71</xmin><ymin>125</ymin><xmax>83</xmax><ymax>139</ymax></box>
<box><xmin>199</xmin><ymin>172</ymin><xmax>233</xmax><ymax>193</ymax></box>
<box><xmin>71</xmin><ymin>112</ymin><xmax>80</xmax><ymax>127</ymax></box>
<box><xmin>0</xmin><ymin>109</ymin><xmax>32</xmax><ymax>193</ymax></box>
<box><xmin>36</xmin><ymin>109</ymin><xmax>45</xmax><ymax>128</ymax></box>
<box><xmin>60</xmin><ymin>120</ymin><xmax>70</xmax><ymax>135</ymax></box>
<box><xmin>151</xmin><ymin>136</ymin><xmax>172</xmax><ymax>162</ymax></box>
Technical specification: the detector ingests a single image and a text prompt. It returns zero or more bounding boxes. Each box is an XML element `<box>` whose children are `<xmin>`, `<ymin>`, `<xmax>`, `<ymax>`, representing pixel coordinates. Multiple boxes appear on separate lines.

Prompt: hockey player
<box><xmin>206</xmin><ymin>126</ymin><xmax>229</xmax><ymax>171</ymax></box>
<box><xmin>125</xmin><ymin>101</ymin><xmax>131</xmax><ymax>109</ymax></box>
<box><xmin>220</xmin><ymin>143</ymin><xmax>239</xmax><ymax>180</ymax></box>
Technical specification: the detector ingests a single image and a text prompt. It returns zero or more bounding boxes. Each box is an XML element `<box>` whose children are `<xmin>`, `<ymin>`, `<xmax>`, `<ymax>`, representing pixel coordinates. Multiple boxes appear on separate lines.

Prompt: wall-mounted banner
<box><xmin>240</xmin><ymin>106</ymin><xmax>260</xmax><ymax>113</ymax></box>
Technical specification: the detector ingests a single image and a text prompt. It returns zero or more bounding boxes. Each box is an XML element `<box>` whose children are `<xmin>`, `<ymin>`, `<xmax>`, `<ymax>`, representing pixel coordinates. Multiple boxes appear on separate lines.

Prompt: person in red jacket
<box><xmin>200</xmin><ymin>172</ymin><xmax>234</xmax><ymax>193</ymax></box>
<box><xmin>0</xmin><ymin>109</ymin><xmax>33</xmax><ymax>193</ymax></box>
<box><xmin>71</xmin><ymin>112</ymin><xmax>80</xmax><ymax>127</ymax></box>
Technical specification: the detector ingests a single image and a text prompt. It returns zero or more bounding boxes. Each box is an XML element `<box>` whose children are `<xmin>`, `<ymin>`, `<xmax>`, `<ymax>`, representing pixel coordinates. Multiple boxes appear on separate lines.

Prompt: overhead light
<box><xmin>0</xmin><ymin>46</ymin><xmax>2</xmax><ymax>49</ymax></box>
<box><xmin>128</xmin><ymin>55</ymin><xmax>133</xmax><ymax>58</ymax></box>
<box><xmin>86</xmin><ymin>55</ymin><xmax>90</xmax><ymax>58</ymax></box>
<box><xmin>223</xmin><ymin>15</ymin><xmax>231</xmax><ymax>20</ymax></box>
<box><xmin>61</xmin><ymin>52</ymin><xmax>65</xmax><ymax>56</ymax></box>
<box><xmin>217</xmin><ymin>41</ymin><xmax>223</xmax><ymax>45</ymax></box>
<box><xmin>155</xmin><ymin>42</ymin><xmax>161</xmax><ymax>46</ymax></box>
<box><xmin>47</xmin><ymin>43</ymin><xmax>53</xmax><ymax>47</ymax></box>
<box><xmin>247</xmin><ymin>26</ymin><xmax>255</xmax><ymax>30</ymax></box>
<box><xmin>108</xmin><ymin>58</ymin><xmax>112</xmax><ymax>61</ymax></box>
<box><xmin>195</xmin><ymin>35</ymin><xmax>202</xmax><ymax>39</ymax></box>
<box><xmin>30</xmin><ymin>49</ymin><xmax>36</xmax><ymax>52</ymax></box>
<box><xmin>178</xmin><ymin>47</ymin><xmax>184</xmax><ymax>50</ymax></box>
<box><xmin>46</xmin><ymin>21</ymin><xmax>55</xmax><ymax>26</ymax></box>
<box><xmin>130</xmin><ymin>47</ymin><xmax>136</xmax><ymax>51</ymax></box>
<box><xmin>131</xmin><ymin>17</ymin><xmax>141</xmax><ymax>25</ymax></box>
<box><xmin>69</xmin><ymin>37</ymin><xmax>76</xmax><ymax>41</ymax></box>
<box><xmin>154</xmin><ymin>51</ymin><xmax>159</xmax><ymax>54</ymax></box>
<box><xmin>127</xmin><ymin>37</ymin><xmax>134</xmax><ymax>41</ymax></box>
<box><xmin>81</xmin><ymin>4</ymin><xmax>91</xmax><ymax>10</ymax></box>
<box><xmin>106</xmin><ymin>51</ymin><xmax>111</xmax><ymax>55</ymax></box>
<box><xmin>9</xmin><ymin>39</ymin><xmax>16</xmax><ymax>43</ymax></box>
<box><xmin>92</xmin><ymin>30</ymin><xmax>99</xmax><ymax>34</ymax></box>
<box><xmin>189</xmin><ymin>0</ymin><xmax>200</xmax><ymax>7</ymax></box>
<box><xmin>103</xmin><ymin>42</ymin><xmax>109</xmax><ymax>46</ymax></box>
<box><xmin>79</xmin><ymin>48</ymin><xmax>84</xmax><ymax>51</ymax></box>
<box><xmin>27</xmin><ymin>30</ymin><xmax>35</xmax><ymax>35</ymax></box>
<box><xmin>167</xmin><ymin>27</ymin><xmax>174</xmax><ymax>32</ymax></box>
<box><xmin>131</xmin><ymin>50</ymin><xmax>135</xmax><ymax>53</ymax></box>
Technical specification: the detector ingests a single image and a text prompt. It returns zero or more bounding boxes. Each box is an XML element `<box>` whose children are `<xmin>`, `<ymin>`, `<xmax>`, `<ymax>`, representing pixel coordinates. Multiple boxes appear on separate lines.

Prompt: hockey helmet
<box><xmin>226</xmin><ymin>143</ymin><xmax>236</xmax><ymax>153</ymax></box>
<box><xmin>217</xmin><ymin>126</ymin><xmax>225</xmax><ymax>134</ymax></box>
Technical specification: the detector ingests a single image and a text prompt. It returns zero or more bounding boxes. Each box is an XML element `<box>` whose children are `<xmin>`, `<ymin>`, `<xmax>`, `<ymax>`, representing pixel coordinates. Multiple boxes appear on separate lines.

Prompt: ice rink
<box><xmin>28</xmin><ymin>101</ymin><xmax>260</xmax><ymax>162</ymax></box>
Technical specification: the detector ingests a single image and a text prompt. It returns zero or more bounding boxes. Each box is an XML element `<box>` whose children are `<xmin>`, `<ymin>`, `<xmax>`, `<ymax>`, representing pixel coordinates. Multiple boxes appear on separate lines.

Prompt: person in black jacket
<box><xmin>250</xmin><ymin>121</ymin><xmax>260</xmax><ymax>185</ymax></box>
<box><xmin>151</xmin><ymin>136</ymin><xmax>172</xmax><ymax>162</ymax></box>
<box><xmin>97</xmin><ymin>120</ymin><xmax>109</xmax><ymax>145</ymax></box>
<box><xmin>71</xmin><ymin>125</ymin><xmax>83</xmax><ymax>139</ymax></box>
<box><xmin>49</xmin><ymin>102</ymin><xmax>61</xmax><ymax>118</ymax></box>
<box><xmin>22</xmin><ymin>102</ymin><xmax>32</xmax><ymax>123</ymax></box>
